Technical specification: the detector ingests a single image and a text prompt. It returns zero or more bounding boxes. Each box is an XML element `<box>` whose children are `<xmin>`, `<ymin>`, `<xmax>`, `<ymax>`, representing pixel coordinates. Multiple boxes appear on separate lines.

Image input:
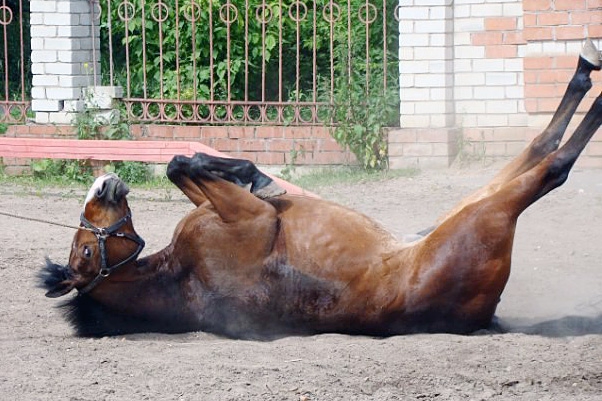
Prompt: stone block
<box><xmin>31</xmin><ymin>50</ymin><xmax>57</xmax><ymax>63</ymax></box>
<box><xmin>57</xmin><ymin>50</ymin><xmax>91</xmax><ymax>63</ymax></box>
<box><xmin>57</xmin><ymin>25</ymin><xmax>90</xmax><ymax>38</ymax></box>
<box><xmin>45</xmin><ymin>38</ymin><xmax>80</xmax><ymax>51</ymax></box>
<box><xmin>64</xmin><ymin>100</ymin><xmax>85</xmax><ymax>112</ymax></box>
<box><xmin>57</xmin><ymin>1</ymin><xmax>91</xmax><ymax>13</ymax></box>
<box><xmin>30</xmin><ymin>87</ymin><xmax>46</xmax><ymax>99</ymax></box>
<box><xmin>59</xmin><ymin>75</ymin><xmax>94</xmax><ymax>87</ymax></box>
<box><xmin>30</xmin><ymin>1</ymin><xmax>57</xmax><ymax>13</ymax></box>
<box><xmin>32</xmin><ymin>75</ymin><xmax>59</xmax><ymax>86</ymax></box>
<box><xmin>44</xmin><ymin>13</ymin><xmax>79</xmax><ymax>26</ymax></box>
<box><xmin>34</xmin><ymin>112</ymin><xmax>50</xmax><ymax>124</ymax></box>
<box><xmin>83</xmin><ymin>86</ymin><xmax>124</xmax><ymax>109</ymax></box>
<box><xmin>46</xmin><ymin>87</ymin><xmax>81</xmax><ymax>100</ymax></box>
<box><xmin>30</xmin><ymin>38</ymin><xmax>45</xmax><ymax>51</ymax></box>
<box><xmin>49</xmin><ymin>112</ymin><xmax>78</xmax><ymax>124</ymax></box>
<box><xmin>389</xmin><ymin>156</ymin><xmax>420</xmax><ymax>170</ymax></box>
<box><xmin>32</xmin><ymin>99</ymin><xmax>62</xmax><ymax>112</ymax></box>
<box><xmin>45</xmin><ymin>62</ymin><xmax>82</xmax><ymax>75</ymax></box>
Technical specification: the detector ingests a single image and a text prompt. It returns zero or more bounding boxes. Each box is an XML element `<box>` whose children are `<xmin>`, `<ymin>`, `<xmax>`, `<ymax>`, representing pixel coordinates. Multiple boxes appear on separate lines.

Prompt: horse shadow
<box><xmin>487</xmin><ymin>314</ymin><xmax>602</xmax><ymax>338</ymax></box>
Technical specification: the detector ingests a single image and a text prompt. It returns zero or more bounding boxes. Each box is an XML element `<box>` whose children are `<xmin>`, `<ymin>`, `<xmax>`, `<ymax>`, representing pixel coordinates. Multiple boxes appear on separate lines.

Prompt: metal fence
<box><xmin>98</xmin><ymin>0</ymin><xmax>400</xmax><ymax>125</ymax></box>
<box><xmin>0</xmin><ymin>0</ymin><xmax>30</xmax><ymax>124</ymax></box>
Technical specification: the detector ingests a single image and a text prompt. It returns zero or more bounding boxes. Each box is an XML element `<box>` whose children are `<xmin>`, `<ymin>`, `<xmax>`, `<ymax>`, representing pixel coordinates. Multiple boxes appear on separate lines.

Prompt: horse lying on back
<box><xmin>40</xmin><ymin>40</ymin><xmax>602</xmax><ymax>338</ymax></box>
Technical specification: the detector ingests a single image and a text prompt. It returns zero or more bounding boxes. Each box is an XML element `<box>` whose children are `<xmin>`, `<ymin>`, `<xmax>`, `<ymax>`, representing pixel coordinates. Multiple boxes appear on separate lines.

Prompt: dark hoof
<box><xmin>581</xmin><ymin>39</ymin><xmax>601</xmax><ymax>71</ymax></box>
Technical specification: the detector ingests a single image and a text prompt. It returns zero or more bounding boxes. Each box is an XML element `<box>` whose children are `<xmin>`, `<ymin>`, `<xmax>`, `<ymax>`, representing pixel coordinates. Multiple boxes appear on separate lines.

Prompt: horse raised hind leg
<box><xmin>399</xmin><ymin>41</ymin><xmax>602</xmax><ymax>333</ymax></box>
<box><xmin>437</xmin><ymin>39</ymin><xmax>601</xmax><ymax>224</ymax></box>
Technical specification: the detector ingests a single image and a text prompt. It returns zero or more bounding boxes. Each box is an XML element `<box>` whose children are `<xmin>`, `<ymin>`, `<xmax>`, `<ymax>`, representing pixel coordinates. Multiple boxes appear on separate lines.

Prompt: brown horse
<box><xmin>41</xmin><ymin>40</ymin><xmax>602</xmax><ymax>338</ymax></box>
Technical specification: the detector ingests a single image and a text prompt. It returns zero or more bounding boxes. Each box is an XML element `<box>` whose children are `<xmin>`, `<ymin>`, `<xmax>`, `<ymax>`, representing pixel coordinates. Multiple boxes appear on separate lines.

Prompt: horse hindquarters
<box><xmin>407</xmin><ymin>89</ymin><xmax>602</xmax><ymax>333</ymax></box>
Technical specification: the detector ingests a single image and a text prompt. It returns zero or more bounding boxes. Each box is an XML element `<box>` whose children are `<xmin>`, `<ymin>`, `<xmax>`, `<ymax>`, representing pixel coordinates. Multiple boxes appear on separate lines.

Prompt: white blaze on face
<box><xmin>84</xmin><ymin>173</ymin><xmax>118</xmax><ymax>209</ymax></box>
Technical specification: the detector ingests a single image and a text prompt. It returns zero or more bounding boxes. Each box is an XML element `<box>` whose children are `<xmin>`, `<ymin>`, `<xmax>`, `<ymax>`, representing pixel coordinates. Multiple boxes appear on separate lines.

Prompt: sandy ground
<box><xmin>0</xmin><ymin>163</ymin><xmax>601</xmax><ymax>400</ymax></box>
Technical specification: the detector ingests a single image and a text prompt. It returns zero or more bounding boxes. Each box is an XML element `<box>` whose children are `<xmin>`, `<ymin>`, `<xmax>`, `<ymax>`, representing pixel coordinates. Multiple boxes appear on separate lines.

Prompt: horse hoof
<box><xmin>253</xmin><ymin>181</ymin><xmax>287</xmax><ymax>199</ymax></box>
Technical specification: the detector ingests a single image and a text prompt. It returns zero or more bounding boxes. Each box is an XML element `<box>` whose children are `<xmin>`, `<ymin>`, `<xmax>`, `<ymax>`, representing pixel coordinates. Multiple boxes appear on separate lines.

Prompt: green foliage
<box><xmin>30</xmin><ymin>159</ymin><xmax>153</xmax><ymax>186</ymax></box>
<box><xmin>329</xmin><ymin>80</ymin><xmax>398</xmax><ymax>170</ymax></box>
<box><xmin>322</xmin><ymin>0</ymin><xmax>400</xmax><ymax>169</ymax></box>
<box><xmin>101</xmin><ymin>0</ymin><xmax>400</xmax><ymax>170</ymax></box>
<box><xmin>279</xmin><ymin>145</ymin><xmax>306</xmax><ymax>181</ymax></box>
<box><xmin>75</xmin><ymin>97</ymin><xmax>131</xmax><ymax>140</ymax></box>
<box><xmin>31</xmin><ymin>159</ymin><xmax>94</xmax><ymax>184</ymax></box>
<box><xmin>105</xmin><ymin>161</ymin><xmax>151</xmax><ymax>184</ymax></box>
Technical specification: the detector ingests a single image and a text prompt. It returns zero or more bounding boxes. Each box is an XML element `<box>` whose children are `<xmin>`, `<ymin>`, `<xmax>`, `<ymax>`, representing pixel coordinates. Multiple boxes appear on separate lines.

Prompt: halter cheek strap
<box><xmin>78</xmin><ymin>210</ymin><xmax>146</xmax><ymax>294</ymax></box>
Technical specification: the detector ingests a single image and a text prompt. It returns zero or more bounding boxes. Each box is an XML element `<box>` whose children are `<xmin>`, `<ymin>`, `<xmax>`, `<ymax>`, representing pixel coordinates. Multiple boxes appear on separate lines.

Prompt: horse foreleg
<box><xmin>191</xmin><ymin>152</ymin><xmax>286</xmax><ymax>199</ymax></box>
<box><xmin>436</xmin><ymin>40</ymin><xmax>601</xmax><ymax>224</ymax></box>
<box><xmin>187</xmin><ymin>157</ymin><xmax>278</xmax><ymax>224</ymax></box>
<box><xmin>166</xmin><ymin>155</ymin><xmax>209</xmax><ymax>206</ymax></box>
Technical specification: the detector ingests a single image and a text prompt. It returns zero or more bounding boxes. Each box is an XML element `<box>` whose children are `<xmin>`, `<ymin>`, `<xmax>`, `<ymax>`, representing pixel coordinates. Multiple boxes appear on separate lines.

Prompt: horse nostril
<box><xmin>96</xmin><ymin>181</ymin><xmax>108</xmax><ymax>199</ymax></box>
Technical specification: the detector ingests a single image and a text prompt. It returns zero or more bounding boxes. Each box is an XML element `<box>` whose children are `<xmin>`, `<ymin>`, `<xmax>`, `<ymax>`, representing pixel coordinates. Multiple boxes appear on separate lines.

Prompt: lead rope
<box><xmin>0</xmin><ymin>210</ymin><xmax>94</xmax><ymax>232</ymax></box>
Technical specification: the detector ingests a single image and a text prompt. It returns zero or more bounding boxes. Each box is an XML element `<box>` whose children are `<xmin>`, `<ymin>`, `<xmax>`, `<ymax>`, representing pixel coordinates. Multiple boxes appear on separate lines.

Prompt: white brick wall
<box><xmin>30</xmin><ymin>0</ymin><xmax>100</xmax><ymax>123</ymax></box>
<box><xmin>398</xmin><ymin>0</ymin><xmax>454</xmax><ymax>129</ymax></box>
<box><xmin>393</xmin><ymin>0</ymin><xmax>533</xmax><ymax>168</ymax></box>
<box><xmin>398</xmin><ymin>0</ymin><xmax>527</xmax><ymax>132</ymax></box>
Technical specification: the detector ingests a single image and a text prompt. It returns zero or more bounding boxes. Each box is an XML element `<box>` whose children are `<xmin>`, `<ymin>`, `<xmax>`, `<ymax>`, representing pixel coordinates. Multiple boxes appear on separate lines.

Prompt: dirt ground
<box><xmin>0</xmin><ymin>162</ymin><xmax>601</xmax><ymax>401</ymax></box>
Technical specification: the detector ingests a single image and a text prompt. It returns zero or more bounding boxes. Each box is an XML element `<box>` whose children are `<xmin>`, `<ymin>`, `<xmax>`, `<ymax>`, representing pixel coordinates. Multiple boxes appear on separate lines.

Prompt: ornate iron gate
<box><xmin>0</xmin><ymin>0</ymin><xmax>30</xmax><ymax>124</ymax></box>
<box><xmin>99</xmin><ymin>0</ymin><xmax>400</xmax><ymax>125</ymax></box>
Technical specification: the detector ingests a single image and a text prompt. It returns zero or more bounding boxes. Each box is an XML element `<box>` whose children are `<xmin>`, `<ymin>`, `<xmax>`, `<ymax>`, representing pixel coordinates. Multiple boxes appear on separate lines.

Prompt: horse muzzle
<box><xmin>95</xmin><ymin>173</ymin><xmax>130</xmax><ymax>204</ymax></box>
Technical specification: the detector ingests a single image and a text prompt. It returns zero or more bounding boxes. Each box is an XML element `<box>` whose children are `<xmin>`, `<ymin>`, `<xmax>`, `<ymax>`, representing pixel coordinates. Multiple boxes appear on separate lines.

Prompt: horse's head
<box><xmin>41</xmin><ymin>173</ymin><xmax>145</xmax><ymax>298</ymax></box>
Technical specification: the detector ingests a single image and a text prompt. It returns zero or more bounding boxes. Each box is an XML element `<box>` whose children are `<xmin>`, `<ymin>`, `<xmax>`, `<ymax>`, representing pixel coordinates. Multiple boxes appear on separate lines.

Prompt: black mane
<box><xmin>58</xmin><ymin>294</ymin><xmax>198</xmax><ymax>337</ymax></box>
<box><xmin>39</xmin><ymin>258</ymin><xmax>199</xmax><ymax>337</ymax></box>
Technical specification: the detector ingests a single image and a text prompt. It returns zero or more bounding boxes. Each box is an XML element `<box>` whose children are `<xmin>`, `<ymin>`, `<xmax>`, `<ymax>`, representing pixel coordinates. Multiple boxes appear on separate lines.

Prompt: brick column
<box><xmin>389</xmin><ymin>0</ymin><xmax>457</xmax><ymax>169</ymax></box>
<box><xmin>30</xmin><ymin>0</ymin><xmax>100</xmax><ymax>124</ymax></box>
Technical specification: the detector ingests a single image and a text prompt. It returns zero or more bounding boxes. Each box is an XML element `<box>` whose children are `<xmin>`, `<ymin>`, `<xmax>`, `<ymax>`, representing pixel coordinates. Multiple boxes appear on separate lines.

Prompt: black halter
<box><xmin>78</xmin><ymin>210</ymin><xmax>146</xmax><ymax>294</ymax></box>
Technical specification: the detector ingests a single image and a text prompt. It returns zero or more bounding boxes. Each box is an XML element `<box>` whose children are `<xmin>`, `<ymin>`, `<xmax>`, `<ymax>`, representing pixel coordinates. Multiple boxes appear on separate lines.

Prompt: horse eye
<box><xmin>82</xmin><ymin>246</ymin><xmax>93</xmax><ymax>259</ymax></box>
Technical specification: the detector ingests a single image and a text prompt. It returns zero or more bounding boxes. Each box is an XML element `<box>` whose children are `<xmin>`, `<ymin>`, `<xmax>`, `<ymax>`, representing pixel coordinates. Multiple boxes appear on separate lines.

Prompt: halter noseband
<box><xmin>78</xmin><ymin>210</ymin><xmax>146</xmax><ymax>294</ymax></box>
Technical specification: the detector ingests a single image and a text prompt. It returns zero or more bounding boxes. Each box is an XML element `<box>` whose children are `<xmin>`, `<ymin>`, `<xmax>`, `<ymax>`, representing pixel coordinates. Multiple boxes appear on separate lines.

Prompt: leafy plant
<box><xmin>106</xmin><ymin>161</ymin><xmax>151</xmax><ymax>184</ymax></box>
<box><xmin>322</xmin><ymin>0</ymin><xmax>400</xmax><ymax>170</ymax></box>
<box><xmin>75</xmin><ymin>95</ymin><xmax>131</xmax><ymax>141</ymax></box>
<box><xmin>279</xmin><ymin>145</ymin><xmax>306</xmax><ymax>181</ymax></box>
<box><xmin>31</xmin><ymin>159</ymin><xmax>93</xmax><ymax>184</ymax></box>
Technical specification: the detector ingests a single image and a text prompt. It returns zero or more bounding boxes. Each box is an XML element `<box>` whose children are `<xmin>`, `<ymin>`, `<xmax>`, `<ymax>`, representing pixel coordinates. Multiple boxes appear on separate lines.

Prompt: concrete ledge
<box><xmin>0</xmin><ymin>137</ymin><xmax>316</xmax><ymax>197</ymax></box>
